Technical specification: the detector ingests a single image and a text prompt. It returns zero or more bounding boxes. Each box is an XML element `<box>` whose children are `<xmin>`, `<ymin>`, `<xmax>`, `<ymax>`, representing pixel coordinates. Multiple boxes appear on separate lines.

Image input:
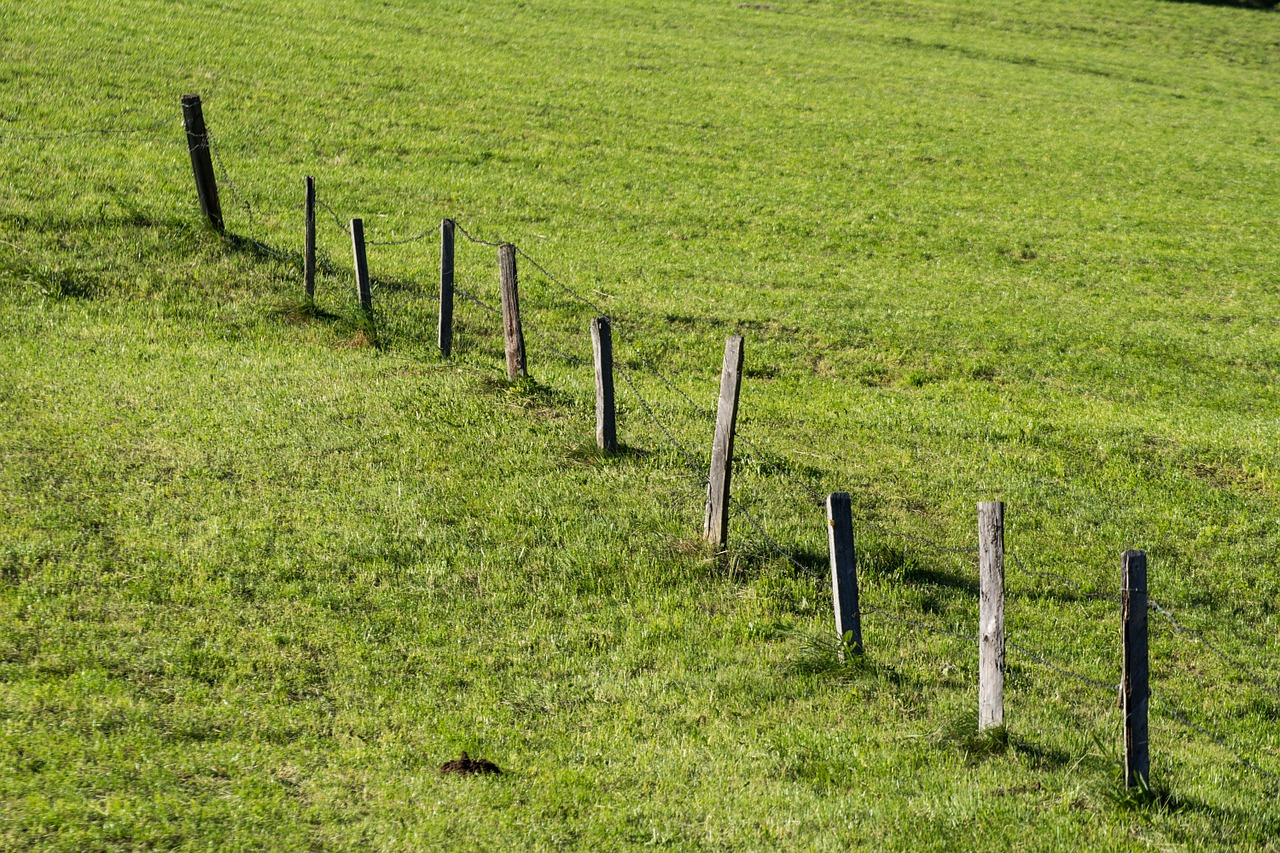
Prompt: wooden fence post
<box><xmin>978</xmin><ymin>501</ymin><xmax>1005</xmax><ymax>731</ymax></box>
<box><xmin>351</xmin><ymin>218</ymin><xmax>372</xmax><ymax>313</ymax></box>
<box><xmin>591</xmin><ymin>317</ymin><xmax>617</xmax><ymax>452</ymax></box>
<box><xmin>498</xmin><ymin>244</ymin><xmax>527</xmax><ymax>380</ymax></box>
<box><xmin>180</xmin><ymin>94</ymin><xmax>223</xmax><ymax>232</ymax></box>
<box><xmin>304</xmin><ymin>176</ymin><xmax>316</xmax><ymax>299</ymax></box>
<box><xmin>1122</xmin><ymin>549</ymin><xmax>1150</xmax><ymax>789</ymax></box>
<box><xmin>826</xmin><ymin>492</ymin><xmax>862</xmax><ymax>655</ymax></box>
<box><xmin>703</xmin><ymin>336</ymin><xmax>744</xmax><ymax>550</ymax></box>
<box><xmin>439</xmin><ymin>218</ymin><xmax>455</xmax><ymax>357</ymax></box>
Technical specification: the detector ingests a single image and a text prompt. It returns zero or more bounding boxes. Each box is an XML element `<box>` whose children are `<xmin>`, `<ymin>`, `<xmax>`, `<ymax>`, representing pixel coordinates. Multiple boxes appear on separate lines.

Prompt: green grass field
<box><xmin>2</xmin><ymin>0</ymin><xmax>1279</xmax><ymax>848</ymax></box>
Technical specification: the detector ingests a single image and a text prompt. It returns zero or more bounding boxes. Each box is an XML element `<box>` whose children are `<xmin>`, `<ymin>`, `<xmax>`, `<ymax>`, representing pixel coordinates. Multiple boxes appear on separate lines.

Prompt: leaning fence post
<box><xmin>591</xmin><ymin>317</ymin><xmax>617</xmax><ymax>452</ymax></box>
<box><xmin>1122</xmin><ymin>549</ymin><xmax>1150</xmax><ymax>789</ymax></box>
<box><xmin>180</xmin><ymin>94</ymin><xmax>223</xmax><ymax>232</ymax></box>
<box><xmin>826</xmin><ymin>492</ymin><xmax>862</xmax><ymax>655</ymax></box>
<box><xmin>351</xmin><ymin>218</ymin><xmax>372</xmax><ymax>313</ymax></box>
<box><xmin>439</xmin><ymin>218</ymin><xmax>455</xmax><ymax>356</ymax></box>
<box><xmin>978</xmin><ymin>501</ymin><xmax>1005</xmax><ymax>731</ymax></box>
<box><xmin>703</xmin><ymin>336</ymin><xmax>744</xmax><ymax>550</ymax></box>
<box><xmin>498</xmin><ymin>244</ymin><xmax>527</xmax><ymax>380</ymax></box>
<box><xmin>304</xmin><ymin>176</ymin><xmax>316</xmax><ymax>299</ymax></box>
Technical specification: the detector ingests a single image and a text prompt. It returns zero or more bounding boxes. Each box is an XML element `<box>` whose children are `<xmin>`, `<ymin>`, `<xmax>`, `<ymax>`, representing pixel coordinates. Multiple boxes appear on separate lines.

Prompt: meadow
<box><xmin>1</xmin><ymin>0</ymin><xmax>1279</xmax><ymax>848</ymax></box>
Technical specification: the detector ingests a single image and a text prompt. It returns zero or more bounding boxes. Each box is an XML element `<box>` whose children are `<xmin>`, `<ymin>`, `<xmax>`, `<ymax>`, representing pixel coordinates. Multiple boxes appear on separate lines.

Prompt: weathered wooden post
<box><xmin>498</xmin><ymin>244</ymin><xmax>527</xmax><ymax>380</ymax></box>
<box><xmin>591</xmin><ymin>317</ymin><xmax>617</xmax><ymax>452</ymax></box>
<box><xmin>1122</xmin><ymin>549</ymin><xmax>1150</xmax><ymax>789</ymax></box>
<box><xmin>303</xmin><ymin>176</ymin><xmax>316</xmax><ymax>299</ymax></box>
<box><xmin>826</xmin><ymin>492</ymin><xmax>862</xmax><ymax>655</ymax></box>
<box><xmin>438</xmin><ymin>218</ymin><xmax>455</xmax><ymax>356</ymax></box>
<box><xmin>703</xmin><ymin>336</ymin><xmax>744</xmax><ymax>550</ymax></box>
<box><xmin>180</xmin><ymin>94</ymin><xmax>223</xmax><ymax>232</ymax></box>
<box><xmin>351</xmin><ymin>218</ymin><xmax>372</xmax><ymax>313</ymax></box>
<box><xmin>978</xmin><ymin>501</ymin><xmax>1005</xmax><ymax>731</ymax></box>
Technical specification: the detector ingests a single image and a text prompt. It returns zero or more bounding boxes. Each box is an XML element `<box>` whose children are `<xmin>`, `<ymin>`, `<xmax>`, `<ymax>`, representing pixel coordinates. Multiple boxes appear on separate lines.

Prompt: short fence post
<box><xmin>351</xmin><ymin>218</ymin><xmax>372</xmax><ymax>313</ymax></box>
<box><xmin>498</xmin><ymin>244</ymin><xmax>527</xmax><ymax>380</ymax></box>
<box><xmin>978</xmin><ymin>501</ymin><xmax>1005</xmax><ymax>731</ymax></box>
<box><xmin>438</xmin><ymin>218</ymin><xmax>455</xmax><ymax>357</ymax></box>
<box><xmin>826</xmin><ymin>492</ymin><xmax>862</xmax><ymax>655</ymax></box>
<box><xmin>304</xmin><ymin>176</ymin><xmax>316</xmax><ymax>299</ymax></box>
<box><xmin>1122</xmin><ymin>549</ymin><xmax>1150</xmax><ymax>789</ymax></box>
<box><xmin>180</xmin><ymin>94</ymin><xmax>223</xmax><ymax>232</ymax></box>
<box><xmin>591</xmin><ymin>317</ymin><xmax>617</xmax><ymax>452</ymax></box>
<box><xmin>703</xmin><ymin>335</ymin><xmax>744</xmax><ymax>550</ymax></box>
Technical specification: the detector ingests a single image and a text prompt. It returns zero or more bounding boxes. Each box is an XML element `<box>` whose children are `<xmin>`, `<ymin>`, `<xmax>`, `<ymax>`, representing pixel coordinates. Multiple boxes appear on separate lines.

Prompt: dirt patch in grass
<box><xmin>440</xmin><ymin>752</ymin><xmax>502</xmax><ymax>777</ymax></box>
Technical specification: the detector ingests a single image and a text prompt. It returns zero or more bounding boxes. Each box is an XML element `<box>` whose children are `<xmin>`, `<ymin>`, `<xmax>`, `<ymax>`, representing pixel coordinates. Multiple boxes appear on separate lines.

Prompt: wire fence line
<box><xmin>13</xmin><ymin>110</ymin><xmax>1277</xmax><ymax>789</ymax></box>
<box><xmin>474</xmin><ymin>236</ymin><xmax>1280</xmax><ymax>784</ymax></box>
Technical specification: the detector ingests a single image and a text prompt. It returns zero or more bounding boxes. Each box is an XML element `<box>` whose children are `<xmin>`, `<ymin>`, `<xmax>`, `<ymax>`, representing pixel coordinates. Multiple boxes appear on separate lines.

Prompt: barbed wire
<box><xmin>453</xmin><ymin>220</ymin><xmax>507</xmax><ymax>249</ymax></box>
<box><xmin>728</xmin><ymin>493</ymin><xmax>818</xmax><ymax>577</ymax></box>
<box><xmin>367</xmin><ymin>224</ymin><xmax>438</xmax><ymax>247</ymax></box>
<box><xmin>1006</xmin><ymin>639</ymin><xmax>1117</xmax><ymax>693</ymax></box>
<box><xmin>204</xmin><ymin>134</ymin><xmax>303</xmax><ymax>227</ymax></box>
<box><xmin>1152</xmin><ymin>691</ymin><xmax>1279</xmax><ymax>785</ymax></box>
<box><xmin>615</xmin><ymin>364</ymin><xmax>709</xmax><ymax>479</ymax></box>
<box><xmin>1007</xmin><ymin>551</ymin><xmax>1119</xmax><ymax>603</ymax></box>
<box><xmin>315</xmin><ymin>197</ymin><xmax>353</xmax><ymax>236</ymax></box>
<box><xmin>455</xmin><ymin>286</ymin><xmax>503</xmax><ymax>318</ymax></box>
<box><xmin>861</xmin><ymin>606</ymin><xmax>978</xmax><ymax>643</ymax></box>
<box><xmin>1147</xmin><ymin>599</ymin><xmax>1280</xmax><ymax>701</ymax></box>
<box><xmin>0</xmin><ymin>114</ymin><xmax>182</xmax><ymax>142</ymax></box>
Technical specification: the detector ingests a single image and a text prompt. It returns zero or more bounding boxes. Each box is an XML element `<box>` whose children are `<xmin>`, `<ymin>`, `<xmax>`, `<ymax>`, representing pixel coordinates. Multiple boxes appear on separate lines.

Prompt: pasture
<box><xmin>1</xmin><ymin>0</ymin><xmax>1279</xmax><ymax>848</ymax></box>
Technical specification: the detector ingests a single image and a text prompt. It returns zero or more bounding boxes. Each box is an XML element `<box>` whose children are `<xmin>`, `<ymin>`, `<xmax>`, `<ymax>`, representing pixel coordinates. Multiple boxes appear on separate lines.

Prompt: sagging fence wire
<box><xmin>1153</xmin><ymin>692</ymin><xmax>1280</xmax><ymax>785</ymax></box>
<box><xmin>1148</xmin><ymin>599</ymin><xmax>1280</xmax><ymax>702</ymax></box>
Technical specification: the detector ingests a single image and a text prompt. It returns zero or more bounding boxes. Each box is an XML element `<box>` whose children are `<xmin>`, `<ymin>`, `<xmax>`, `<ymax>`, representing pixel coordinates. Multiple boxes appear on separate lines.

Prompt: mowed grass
<box><xmin>1</xmin><ymin>0</ymin><xmax>1279</xmax><ymax>848</ymax></box>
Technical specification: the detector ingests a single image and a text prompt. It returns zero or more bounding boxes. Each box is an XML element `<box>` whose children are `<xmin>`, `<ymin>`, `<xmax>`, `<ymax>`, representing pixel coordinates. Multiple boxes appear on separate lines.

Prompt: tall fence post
<box><xmin>498</xmin><ymin>244</ymin><xmax>527</xmax><ymax>380</ymax></box>
<box><xmin>439</xmin><ymin>218</ymin><xmax>455</xmax><ymax>357</ymax></box>
<box><xmin>826</xmin><ymin>492</ymin><xmax>862</xmax><ymax>655</ymax></box>
<box><xmin>351</xmin><ymin>218</ymin><xmax>372</xmax><ymax>313</ymax></box>
<box><xmin>1122</xmin><ymin>549</ymin><xmax>1150</xmax><ymax>789</ymax></box>
<box><xmin>591</xmin><ymin>317</ymin><xmax>617</xmax><ymax>453</ymax></box>
<box><xmin>978</xmin><ymin>501</ymin><xmax>1005</xmax><ymax>731</ymax></box>
<box><xmin>703</xmin><ymin>336</ymin><xmax>744</xmax><ymax>550</ymax></box>
<box><xmin>304</xmin><ymin>176</ymin><xmax>316</xmax><ymax>299</ymax></box>
<box><xmin>180</xmin><ymin>94</ymin><xmax>223</xmax><ymax>232</ymax></box>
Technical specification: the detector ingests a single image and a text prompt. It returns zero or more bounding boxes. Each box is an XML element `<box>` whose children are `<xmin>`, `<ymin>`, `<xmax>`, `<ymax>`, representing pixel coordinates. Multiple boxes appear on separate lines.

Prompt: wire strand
<box><xmin>0</xmin><ymin>115</ymin><xmax>181</xmax><ymax>142</ymax></box>
<box><xmin>1148</xmin><ymin>599</ymin><xmax>1280</xmax><ymax>700</ymax></box>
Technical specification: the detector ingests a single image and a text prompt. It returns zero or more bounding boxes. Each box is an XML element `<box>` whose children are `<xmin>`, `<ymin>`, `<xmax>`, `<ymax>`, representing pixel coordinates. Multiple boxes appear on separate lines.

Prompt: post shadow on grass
<box><xmin>783</xmin><ymin>628</ymin><xmax>908</xmax><ymax>689</ymax></box>
<box><xmin>560</xmin><ymin>440</ymin><xmax>650</xmax><ymax>468</ymax></box>
<box><xmin>858</xmin><ymin>539</ymin><xmax>979</xmax><ymax>596</ymax></box>
<box><xmin>722</xmin><ymin>544</ymin><xmax>828</xmax><ymax>580</ymax></box>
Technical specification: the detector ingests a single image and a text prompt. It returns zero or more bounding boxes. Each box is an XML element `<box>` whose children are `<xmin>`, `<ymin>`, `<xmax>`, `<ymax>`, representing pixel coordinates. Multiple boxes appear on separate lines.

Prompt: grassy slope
<box><xmin>1</xmin><ymin>0</ymin><xmax>1279</xmax><ymax>848</ymax></box>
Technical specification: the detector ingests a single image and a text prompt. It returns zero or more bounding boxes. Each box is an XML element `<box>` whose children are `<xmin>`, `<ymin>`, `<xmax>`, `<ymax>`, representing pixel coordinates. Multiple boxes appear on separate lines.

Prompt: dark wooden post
<box><xmin>1122</xmin><ymin>549</ymin><xmax>1150</xmax><ymax>789</ymax></box>
<box><xmin>351</xmin><ymin>218</ymin><xmax>372</xmax><ymax>313</ymax></box>
<box><xmin>180</xmin><ymin>94</ymin><xmax>223</xmax><ymax>232</ymax></box>
<box><xmin>591</xmin><ymin>317</ymin><xmax>617</xmax><ymax>452</ymax></box>
<box><xmin>304</xmin><ymin>176</ymin><xmax>316</xmax><ymax>299</ymax></box>
<box><xmin>978</xmin><ymin>501</ymin><xmax>1005</xmax><ymax>731</ymax></box>
<box><xmin>438</xmin><ymin>218</ymin><xmax>455</xmax><ymax>356</ymax></box>
<box><xmin>498</xmin><ymin>244</ymin><xmax>527</xmax><ymax>380</ymax></box>
<box><xmin>826</xmin><ymin>492</ymin><xmax>862</xmax><ymax>655</ymax></box>
<box><xmin>703</xmin><ymin>336</ymin><xmax>744</xmax><ymax>549</ymax></box>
